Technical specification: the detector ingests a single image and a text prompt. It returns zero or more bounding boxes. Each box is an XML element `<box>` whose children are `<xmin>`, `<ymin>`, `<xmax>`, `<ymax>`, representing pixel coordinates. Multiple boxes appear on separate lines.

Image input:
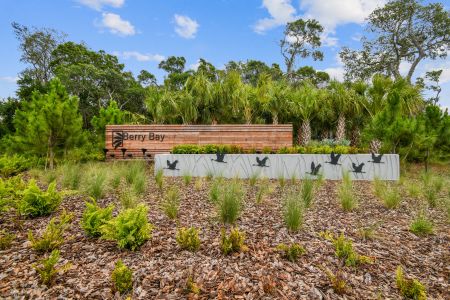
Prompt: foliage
<box><xmin>255</xmin><ymin>184</ymin><xmax>268</xmax><ymax>204</ymax></box>
<box><xmin>301</xmin><ymin>178</ymin><xmax>314</xmax><ymax>208</ymax></box>
<box><xmin>28</xmin><ymin>210</ymin><xmax>74</xmax><ymax>252</ymax></box>
<box><xmin>410</xmin><ymin>213</ymin><xmax>433</xmax><ymax>236</ymax></box>
<box><xmin>276</xmin><ymin>145</ymin><xmax>361</xmax><ymax>154</ymax></box>
<box><xmin>217</xmin><ymin>180</ymin><xmax>244</xmax><ymax>224</ymax></box>
<box><xmin>81</xmin><ymin>198</ymin><xmax>114</xmax><ymax>237</ymax></box>
<box><xmin>0</xmin><ymin>230</ymin><xmax>15</xmax><ymax>250</ymax></box>
<box><xmin>0</xmin><ymin>175</ymin><xmax>26</xmax><ymax>213</ymax></box>
<box><xmin>0</xmin><ymin>154</ymin><xmax>40</xmax><ymax>177</ymax></box>
<box><xmin>396</xmin><ymin>266</ymin><xmax>427</xmax><ymax>300</ymax></box>
<box><xmin>84</xmin><ymin>167</ymin><xmax>108</xmax><ymax>200</ymax></box>
<box><xmin>283</xmin><ymin>191</ymin><xmax>304</xmax><ymax>231</ymax></box>
<box><xmin>323</xmin><ymin>267</ymin><xmax>348</xmax><ymax>295</ymax></box>
<box><xmin>182</xmin><ymin>172</ymin><xmax>192</xmax><ymax>185</ymax></box>
<box><xmin>276</xmin><ymin>243</ymin><xmax>306</xmax><ymax>262</ymax></box>
<box><xmin>155</xmin><ymin>169</ymin><xmax>164</xmax><ymax>190</ymax></box>
<box><xmin>221</xmin><ymin>227</ymin><xmax>246</xmax><ymax>255</ymax></box>
<box><xmin>161</xmin><ymin>187</ymin><xmax>180</xmax><ymax>219</ymax></box>
<box><xmin>185</xmin><ymin>276</ymin><xmax>201</xmax><ymax>295</ymax></box>
<box><xmin>34</xmin><ymin>249</ymin><xmax>71</xmax><ymax>286</ymax></box>
<box><xmin>119</xmin><ymin>188</ymin><xmax>140</xmax><ymax>209</ymax></box>
<box><xmin>172</xmin><ymin>144</ymin><xmax>244</xmax><ymax>154</ymax></box>
<box><xmin>422</xmin><ymin>173</ymin><xmax>443</xmax><ymax>208</ymax></box>
<box><xmin>18</xmin><ymin>180</ymin><xmax>62</xmax><ymax>217</ymax></box>
<box><xmin>324</xmin><ymin>232</ymin><xmax>373</xmax><ymax>267</ymax></box>
<box><xmin>100</xmin><ymin>204</ymin><xmax>153</xmax><ymax>250</ymax></box>
<box><xmin>111</xmin><ymin>260</ymin><xmax>133</xmax><ymax>294</ymax></box>
<box><xmin>249</xmin><ymin>172</ymin><xmax>259</xmax><ymax>186</ymax></box>
<box><xmin>91</xmin><ymin>100</ymin><xmax>125</xmax><ymax>138</ymax></box>
<box><xmin>124</xmin><ymin>161</ymin><xmax>147</xmax><ymax>195</ymax></box>
<box><xmin>176</xmin><ymin>227</ymin><xmax>201</xmax><ymax>252</ymax></box>
<box><xmin>61</xmin><ymin>163</ymin><xmax>82</xmax><ymax>190</ymax></box>
<box><xmin>209</xmin><ymin>178</ymin><xmax>221</xmax><ymax>203</ymax></box>
<box><xmin>381</xmin><ymin>186</ymin><xmax>402</xmax><ymax>209</ymax></box>
<box><xmin>338</xmin><ymin>172</ymin><xmax>357</xmax><ymax>212</ymax></box>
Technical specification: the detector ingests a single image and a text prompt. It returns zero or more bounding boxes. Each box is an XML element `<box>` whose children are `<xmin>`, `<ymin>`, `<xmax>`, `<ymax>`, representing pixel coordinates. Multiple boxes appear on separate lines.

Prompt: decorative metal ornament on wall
<box><xmin>165</xmin><ymin>160</ymin><xmax>179</xmax><ymax>170</ymax></box>
<box><xmin>326</xmin><ymin>152</ymin><xmax>341</xmax><ymax>165</ymax></box>
<box><xmin>369</xmin><ymin>153</ymin><xmax>384</xmax><ymax>164</ymax></box>
<box><xmin>253</xmin><ymin>156</ymin><xmax>269</xmax><ymax>167</ymax></box>
<box><xmin>307</xmin><ymin>162</ymin><xmax>322</xmax><ymax>176</ymax></box>
<box><xmin>211</xmin><ymin>152</ymin><xmax>227</xmax><ymax>163</ymax></box>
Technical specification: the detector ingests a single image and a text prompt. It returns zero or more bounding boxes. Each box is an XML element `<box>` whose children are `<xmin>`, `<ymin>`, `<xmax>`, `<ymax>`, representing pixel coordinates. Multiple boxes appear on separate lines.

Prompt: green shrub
<box><xmin>85</xmin><ymin>168</ymin><xmax>108</xmax><ymax>200</ymax></box>
<box><xmin>111</xmin><ymin>260</ymin><xmax>133</xmax><ymax>294</ymax></box>
<box><xmin>0</xmin><ymin>176</ymin><xmax>26</xmax><ymax>213</ymax></box>
<box><xmin>81</xmin><ymin>198</ymin><xmax>114</xmax><ymax>237</ymax></box>
<box><xmin>176</xmin><ymin>227</ymin><xmax>201</xmax><ymax>251</ymax></box>
<box><xmin>0</xmin><ymin>154</ymin><xmax>40</xmax><ymax>177</ymax></box>
<box><xmin>332</xmin><ymin>233</ymin><xmax>373</xmax><ymax>266</ymax></box>
<box><xmin>276</xmin><ymin>243</ymin><xmax>306</xmax><ymax>262</ymax></box>
<box><xmin>61</xmin><ymin>163</ymin><xmax>82</xmax><ymax>190</ymax></box>
<box><xmin>0</xmin><ymin>230</ymin><xmax>15</xmax><ymax>250</ymax></box>
<box><xmin>34</xmin><ymin>249</ymin><xmax>71</xmax><ymax>286</ymax></box>
<box><xmin>28</xmin><ymin>210</ymin><xmax>74</xmax><ymax>252</ymax></box>
<box><xmin>185</xmin><ymin>276</ymin><xmax>201</xmax><ymax>294</ymax></box>
<box><xmin>221</xmin><ymin>227</ymin><xmax>246</xmax><ymax>255</ymax></box>
<box><xmin>101</xmin><ymin>204</ymin><xmax>153</xmax><ymax>250</ymax></box>
<box><xmin>382</xmin><ymin>186</ymin><xmax>402</xmax><ymax>209</ymax></box>
<box><xmin>217</xmin><ymin>181</ymin><xmax>244</xmax><ymax>224</ymax></box>
<box><xmin>182</xmin><ymin>172</ymin><xmax>192</xmax><ymax>185</ymax></box>
<box><xmin>172</xmin><ymin>144</ymin><xmax>244</xmax><ymax>154</ymax></box>
<box><xmin>283</xmin><ymin>192</ymin><xmax>303</xmax><ymax>231</ymax></box>
<box><xmin>155</xmin><ymin>168</ymin><xmax>164</xmax><ymax>190</ymax></box>
<box><xmin>161</xmin><ymin>187</ymin><xmax>180</xmax><ymax>219</ymax></box>
<box><xmin>396</xmin><ymin>266</ymin><xmax>427</xmax><ymax>300</ymax></box>
<box><xmin>276</xmin><ymin>145</ymin><xmax>362</xmax><ymax>154</ymax></box>
<box><xmin>301</xmin><ymin>178</ymin><xmax>314</xmax><ymax>208</ymax></box>
<box><xmin>339</xmin><ymin>172</ymin><xmax>357</xmax><ymax>212</ymax></box>
<box><xmin>410</xmin><ymin>213</ymin><xmax>433</xmax><ymax>236</ymax></box>
<box><xmin>18</xmin><ymin>180</ymin><xmax>62</xmax><ymax>217</ymax></box>
<box><xmin>209</xmin><ymin>179</ymin><xmax>221</xmax><ymax>203</ymax></box>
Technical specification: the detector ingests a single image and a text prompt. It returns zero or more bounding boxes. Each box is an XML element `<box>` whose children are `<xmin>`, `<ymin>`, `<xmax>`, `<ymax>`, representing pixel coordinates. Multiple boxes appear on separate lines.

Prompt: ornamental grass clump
<box><xmin>182</xmin><ymin>172</ymin><xmax>192</xmax><ymax>185</ymax></box>
<box><xmin>111</xmin><ymin>260</ymin><xmax>133</xmax><ymax>294</ymax></box>
<box><xmin>28</xmin><ymin>210</ymin><xmax>74</xmax><ymax>252</ymax></box>
<box><xmin>18</xmin><ymin>180</ymin><xmax>62</xmax><ymax>217</ymax></box>
<box><xmin>61</xmin><ymin>163</ymin><xmax>82</xmax><ymax>190</ymax></box>
<box><xmin>396</xmin><ymin>266</ymin><xmax>427</xmax><ymax>300</ymax></box>
<box><xmin>217</xmin><ymin>181</ymin><xmax>244</xmax><ymax>224</ymax></box>
<box><xmin>34</xmin><ymin>249</ymin><xmax>71</xmax><ymax>286</ymax></box>
<box><xmin>209</xmin><ymin>179</ymin><xmax>221</xmax><ymax>203</ymax></box>
<box><xmin>276</xmin><ymin>243</ymin><xmax>306</xmax><ymax>262</ymax></box>
<box><xmin>85</xmin><ymin>168</ymin><xmax>108</xmax><ymax>200</ymax></box>
<box><xmin>410</xmin><ymin>212</ymin><xmax>433</xmax><ymax>236</ymax></box>
<box><xmin>283</xmin><ymin>191</ymin><xmax>304</xmax><ymax>232</ymax></box>
<box><xmin>382</xmin><ymin>186</ymin><xmax>402</xmax><ymax>209</ymax></box>
<box><xmin>176</xmin><ymin>227</ymin><xmax>201</xmax><ymax>252</ymax></box>
<box><xmin>221</xmin><ymin>227</ymin><xmax>246</xmax><ymax>255</ymax></box>
<box><xmin>301</xmin><ymin>178</ymin><xmax>314</xmax><ymax>208</ymax></box>
<box><xmin>422</xmin><ymin>174</ymin><xmax>443</xmax><ymax>208</ymax></box>
<box><xmin>100</xmin><ymin>204</ymin><xmax>153</xmax><ymax>251</ymax></box>
<box><xmin>155</xmin><ymin>168</ymin><xmax>164</xmax><ymax>190</ymax></box>
<box><xmin>338</xmin><ymin>172</ymin><xmax>357</xmax><ymax>212</ymax></box>
<box><xmin>81</xmin><ymin>198</ymin><xmax>114</xmax><ymax>237</ymax></box>
<box><xmin>119</xmin><ymin>188</ymin><xmax>140</xmax><ymax>209</ymax></box>
<box><xmin>255</xmin><ymin>184</ymin><xmax>268</xmax><ymax>204</ymax></box>
<box><xmin>0</xmin><ymin>230</ymin><xmax>15</xmax><ymax>250</ymax></box>
<box><xmin>161</xmin><ymin>187</ymin><xmax>180</xmax><ymax>220</ymax></box>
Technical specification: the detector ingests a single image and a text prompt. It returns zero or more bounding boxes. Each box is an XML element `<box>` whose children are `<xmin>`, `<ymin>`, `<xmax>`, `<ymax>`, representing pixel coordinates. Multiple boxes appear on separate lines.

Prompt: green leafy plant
<box><xmin>176</xmin><ymin>227</ymin><xmax>201</xmax><ymax>252</ymax></box>
<box><xmin>111</xmin><ymin>260</ymin><xmax>133</xmax><ymax>294</ymax></box>
<box><xmin>283</xmin><ymin>191</ymin><xmax>303</xmax><ymax>231</ymax></box>
<box><xmin>323</xmin><ymin>267</ymin><xmax>348</xmax><ymax>295</ymax></box>
<box><xmin>278</xmin><ymin>174</ymin><xmax>286</xmax><ymax>189</ymax></box>
<box><xmin>34</xmin><ymin>249</ymin><xmax>71</xmax><ymax>286</ymax></box>
<box><xmin>185</xmin><ymin>276</ymin><xmax>200</xmax><ymax>295</ymax></box>
<box><xmin>81</xmin><ymin>198</ymin><xmax>114</xmax><ymax>237</ymax></box>
<box><xmin>221</xmin><ymin>227</ymin><xmax>246</xmax><ymax>255</ymax></box>
<box><xmin>324</xmin><ymin>232</ymin><xmax>373</xmax><ymax>266</ymax></box>
<box><xmin>100</xmin><ymin>204</ymin><xmax>153</xmax><ymax>250</ymax></box>
<box><xmin>119</xmin><ymin>188</ymin><xmax>140</xmax><ymax>209</ymax></box>
<box><xmin>0</xmin><ymin>154</ymin><xmax>39</xmax><ymax>177</ymax></box>
<box><xmin>161</xmin><ymin>187</ymin><xmax>180</xmax><ymax>219</ymax></box>
<box><xmin>396</xmin><ymin>266</ymin><xmax>427</xmax><ymax>300</ymax></box>
<box><xmin>217</xmin><ymin>181</ymin><xmax>244</xmax><ymax>224</ymax></box>
<box><xmin>276</xmin><ymin>243</ymin><xmax>306</xmax><ymax>262</ymax></box>
<box><xmin>339</xmin><ymin>172</ymin><xmax>357</xmax><ymax>211</ymax></box>
<box><xmin>155</xmin><ymin>168</ymin><xmax>164</xmax><ymax>190</ymax></box>
<box><xmin>0</xmin><ymin>176</ymin><xmax>26</xmax><ymax>213</ymax></box>
<box><xmin>18</xmin><ymin>180</ymin><xmax>62</xmax><ymax>217</ymax></box>
<box><xmin>28</xmin><ymin>209</ymin><xmax>74</xmax><ymax>252</ymax></box>
<box><xmin>301</xmin><ymin>178</ymin><xmax>314</xmax><ymax>208</ymax></box>
<box><xmin>382</xmin><ymin>186</ymin><xmax>402</xmax><ymax>209</ymax></box>
<box><xmin>0</xmin><ymin>230</ymin><xmax>15</xmax><ymax>250</ymax></box>
<box><xmin>410</xmin><ymin>212</ymin><xmax>433</xmax><ymax>236</ymax></box>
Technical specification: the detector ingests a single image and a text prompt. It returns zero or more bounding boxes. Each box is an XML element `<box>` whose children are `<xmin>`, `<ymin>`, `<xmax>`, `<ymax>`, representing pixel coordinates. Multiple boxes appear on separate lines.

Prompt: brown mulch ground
<box><xmin>0</xmin><ymin>164</ymin><xmax>449</xmax><ymax>299</ymax></box>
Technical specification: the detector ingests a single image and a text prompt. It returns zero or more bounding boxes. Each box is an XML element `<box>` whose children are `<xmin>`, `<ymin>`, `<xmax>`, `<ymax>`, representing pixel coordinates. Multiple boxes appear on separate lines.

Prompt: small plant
<box><xmin>132</xmin><ymin>175</ymin><xmax>147</xmax><ymax>196</ymax></box>
<box><xmin>406</xmin><ymin>182</ymin><xmax>420</xmax><ymax>199</ymax></box>
<box><xmin>396</xmin><ymin>265</ymin><xmax>427</xmax><ymax>300</ymax></box>
<box><xmin>276</xmin><ymin>243</ymin><xmax>306</xmax><ymax>262</ymax></box>
<box><xmin>101</xmin><ymin>204</ymin><xmax>153</xmax><ymax>250</ymax></box>
<box><xmin>185</xmin><ymin>276</ymin><xmax>200</xmax><ymax>294</ymax></box>
<box><xmin>0</xmin><ymin>230</ymin><xmax>15</xmax><ymax>250</ymax></box>
<box><xmin>18</xmin><ymin>180</ymin><xmax>62</xmax><ymax>217</ymax></box>
<box><xmin>278</xmin><ymin>174</ymin><xmax>286</xmax><ymax>189</ymax></box>
<box><xmin>290</xmin><ymin>173</ymin><xmax>297</xmax><ymax>185</ymax></box>
<box><xmin>357</xmin><ymin>222</ymin><xmax>379</xmax><ymax>241</ymax></box>
<box><xmin>382</xmin><ymin>186</ymin><xmax>402</xmax><ymax>209</ymax></box>
<box><xmin>119</xmin><ymin>188</ymin><xmax>140</xmax><ymax>209</ymax></box>
<box><xmin>155</xmin><ymin>168</ymin><xmax>164</xmax><ymax>190</ymax></box>
<box><xmin>410</xmin><ymin>212</ymin><xmax>433</xmax><ymax>236</ymax></box>
<box><xmin>109</xmin><ymin>167</ymin><xmax>123</xmax><ymax>190</ymax></box>
<box><xmin>161</xmin><ymin>187</ymin><xmax>180</xmax><ymax>219</ymax></box>
<box><xmin>249</xmin><ymin>172</ymin><xmax>259</xmax><ymax>186</ymax></box>
<box><xmin>28</xmin><ymin>210</ymin><xmax>74</xmax><ymax>252</ymax></box>
<box><xmin>301</xmin><ymin>178</ymin><xmax>314</xmax><ymax>208</ymax></box>
<box><xmin>324</xmin><ymin>232</ymin><xmax>373</xmax><ymax>266</ymax></box>
<box><xmin>61</xmin><ymin>163</ymin><xmax>82</xmax><ymax>190</ymax></box>
<box><xmin>209</xmin><ymin>179</ymin><xmax>221</xmax><ymax>203</ymax></box>
<box><xmin>124</xmin><ymin>161</ymin><xmax>146</xmax><ymax>186</ymax></box>
<box><xmin>373</xmin><ymin>177</ymin><xmax>385</xmax><ymax>198</ymax></box>
<box><xmin>283</xmin><ymin>192</ymin><xmax>303</xmax><ymax>231</ymax></box>
<box><xmin>194</xmin><ymin>178</ymin><xmax>203</xmax><ymax>191</ymax></box>
<box><xmin>176</xmin><ymin>227</ymin><xmax>201</xmax><ymax>252</ymax></box>
<box><xmin>323</xmin><ymin>267</ymin><xmax>348</xmax><ymax>295</ymax></box>
<box><xmin>85</xmin><ymin>168</ymin><xmax>108</xmax><ymax>200</ymax></box>
<box><xmin>422</xmin><ymin>175</ymin><xmax>443</xmax><ymax>208</ymax></box>
<box><xmin>111</xmin><ymin>260</ymin><xmax>133</xmax><ymax>294</ymax></box>
<box><xmin>221</xmin><ymin>227</ymin><xmax>246</xmax><ymax>255</ymax></box>
<box><xmin>339</xmin><ymin>172</ymin><xmax>357</xmax><ymax>212</ymax></box>
<box><xmin>255</xmin><ymin>184</ymin><xmax>268</xmax><ymax>204</ymax></box>
<box><xmin>81</xmin><ymin>198</ymin><xmax>114</xmax><ymax>237</ymax></box>
<box><xmin>182</xmin><ymin>172</ymin><xmax>192</xmax><ymax>185</ymax></box>
<box><xmin>34</xmin><ymin>249</ymin><xmax>71</xmax><ymax>286</ymax></box>
<box><xmin>205</xmin><ymin>170</ymin><xmax>214</xmax><ymax>181</ymax></box>
<box><xmin>217</xmin><ymin>181</ymin><xmax>244</xmax><ymax>224</ymax></box>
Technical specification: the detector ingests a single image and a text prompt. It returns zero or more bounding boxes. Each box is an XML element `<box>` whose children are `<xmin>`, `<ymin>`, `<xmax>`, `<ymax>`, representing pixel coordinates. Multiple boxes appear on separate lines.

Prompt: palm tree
<box><xmin>144</xmin><ymin>87</ymin><xmax>177</xmax><ymax>124</ymax></box>
<box><xmin>185</xmin><ymin>72</ymin><xmax>213</xmax><ymax>123</ymax></box>
<box><xmin>256</xmin><ymin>74</ymin><xmax>290</xmax><ymax>125</ymax></box>
<box><xmin>174</xmin><ymin>91</ymin><xmax>198</xmax><ymax>124</ymax></box>
<box><xmin>290</xmin><ymin>83</ymin><xmax>319</xmax><ymax>145</ymax></box>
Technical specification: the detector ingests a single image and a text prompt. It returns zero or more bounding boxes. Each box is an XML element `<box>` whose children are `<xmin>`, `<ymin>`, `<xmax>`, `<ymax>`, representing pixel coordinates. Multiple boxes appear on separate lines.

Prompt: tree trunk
<box><xmin>369</xmin><ymin>139</ymin><xmax>382</xmax><ymax>154</ymax></box>
<box><xmin>272</xmin><ymin>114</ymin><xmax>278</xmax><ymax>125</ymax></box>
<box><xmin>350</xmin><ymin>128</ymin><xmax>360</xmax><ymax>146</ymax></box>
<box><xmin>299</xmin><ymin>120</ymin><xmax>311</xmax><ymax>145</ymax></box>
<box><xmin>336</xmin><ymin>114</ymin><xmax>346</xmax><ymax>141</ymax></box>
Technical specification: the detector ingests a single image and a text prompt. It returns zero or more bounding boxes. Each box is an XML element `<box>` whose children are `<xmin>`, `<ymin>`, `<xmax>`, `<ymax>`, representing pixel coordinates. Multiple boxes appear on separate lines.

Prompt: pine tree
<box><xmin>13</xmin><ymin>78</ymin><xmax>83</xmax><ymax>169</ymax></box>
<box><xmin>91</xmin><ymin>100</ymin><xmax>125</xmax><ymax>139</ymax></box>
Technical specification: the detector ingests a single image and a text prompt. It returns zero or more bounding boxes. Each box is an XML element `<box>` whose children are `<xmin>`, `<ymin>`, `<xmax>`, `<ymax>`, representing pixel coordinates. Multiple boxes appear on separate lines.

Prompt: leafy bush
<box><xmin>221</xmin><ymin>227</ymin><xmax>246</xmax><ymax>255</ymax></box>
<box><xmin>0</xmin><ymin>154</ymin><xmax>40</xmax><ymax>177</ymax></box>
<box><xmin>217</xmin><ymin>181</ymin><xmax>244</xmax><ymax>224</ymax></box>
<box><xmin>161</xmin><ymin>187</ymin><xmax>180</xmax><ymax>219</ymax></box>
<box><xmin>18</xmin><ymin>180</ymin><xmax>62</xmax><ymax>217</ymax></box>
<box><xmin>0</xmin><ymin>230</ymin><xmax>15</xmax><ymax>250</ymax></box>
<box><xmin>81</xmin><ymin>198</ymin><xmax>114</xmax><ymax>237</ymax></box>
<box><xmin>396</xmin><ymin>266</ymin><xmax>427</xmax><ymax>300</ymax></box>
<box><xmin>410</xmin><ymin>213</ymin><xmax>433</xmax><ymax>236</ymax></box>
<box><xmin>277</xmin><ymin>145</ymin><xmax>362</xmax><ymax>154</ymax></box>
<box><xmin>111</xmin><ymin>260</ymin><xmax>133</xmax><ymax>294</ymax></box>
<box><xmin>0</xmin><ymin>176</ymin><xmax>26</xmax><ymax>213</ymax></box>
<box><xmin>185</xmin><ymin>276</ymin><xmax>201</xmax><ymax>295</ymax></box>
<box><xmin>283</xmin><ymin>191</ymin><xmax>303</xmax><ymax>231</ymax></box>
<box><xmin>382</xmin><ymin>186</ymin><xmax>402</xmax><ymax>209</ymax></box>
<box><xmin>176</xmin><ymin>227</ymin><xmax>201</xmax><ymax>252</ymax></box>
<box><xmin>28</xmin><ymin>210</ymin><xmax>74</xmax><ymax>252</ymax></box>
<box><xmin>155</xmin><ymin>168</ymin><xmax>164</xmax><ymax>190</ymax></box>
<box><xmin>276</xmin><ymin>243</ymin><xmax>306</xmax><ymax>262</ymax></box>
<box><xmin>323</xmin><ymin>232</ymin><xmax>373</xmax><ymax>267</ymax></box>
<box><xmin>301</xmin><ymin>178</ymin><xmax>314</xmax><ymax>208</ymax></box>
<box><xmin>338</xmin><ymin>172</ymin><xmax>357</xmax><ymax>212</ymax></box>
<box><xmin>34</xmin><ymin>249</ymin><xmax>71</xmax><ymax>286</ymax></box>
<box><xmin>172</xmin><ymin>144</ymin><xmax>244</xmax><ymax>154</ymax></box>
<box><xmin>101</xmin><ymin>204</ymin><xmax>153</xmax><ymax>250</ymax></box>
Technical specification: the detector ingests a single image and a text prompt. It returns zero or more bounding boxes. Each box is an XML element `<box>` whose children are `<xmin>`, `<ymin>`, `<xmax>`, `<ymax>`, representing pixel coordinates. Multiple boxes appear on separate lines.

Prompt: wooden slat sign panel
<box><xmin>105</xmin><ymin>124</ymin><xmax>293</xmax><ymax>159</ymax></box>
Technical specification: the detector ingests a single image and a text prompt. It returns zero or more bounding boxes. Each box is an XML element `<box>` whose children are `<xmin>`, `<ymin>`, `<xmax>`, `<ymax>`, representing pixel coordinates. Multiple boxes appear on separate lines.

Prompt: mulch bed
<box><xmin>0</xmin><ymin>167</ymin><xmax>449</xmax><ymax>299</ymax></box>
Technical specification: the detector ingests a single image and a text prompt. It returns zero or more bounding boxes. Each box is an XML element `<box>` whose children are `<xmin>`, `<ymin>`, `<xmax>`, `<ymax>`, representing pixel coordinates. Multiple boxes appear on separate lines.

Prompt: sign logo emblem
<box><xmin>112</xmin><ymin>131</ymin><xmax>124</xmax><ymax>149</ymax></box>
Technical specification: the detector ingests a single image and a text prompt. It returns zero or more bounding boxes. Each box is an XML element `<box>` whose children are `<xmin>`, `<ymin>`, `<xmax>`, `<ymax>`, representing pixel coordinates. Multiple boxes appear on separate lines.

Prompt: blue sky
<box><xmin>0</xmin><ymin>0</ymin><xmax>449</xmax><ymax>109</ymax></box>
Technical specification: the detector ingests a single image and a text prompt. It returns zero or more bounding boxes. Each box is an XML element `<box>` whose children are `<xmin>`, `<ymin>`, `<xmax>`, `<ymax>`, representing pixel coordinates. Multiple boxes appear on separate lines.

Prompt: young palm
<box><xmin>291</xmin><ymin>83</ymin><xmax>319</xmax><ymax>145</ymax></box>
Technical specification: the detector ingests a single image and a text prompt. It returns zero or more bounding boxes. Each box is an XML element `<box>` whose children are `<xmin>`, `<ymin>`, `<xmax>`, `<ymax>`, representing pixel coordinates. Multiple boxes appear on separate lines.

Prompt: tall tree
<box><xmin>290</xmin><ymin>83</ymin><xmax>319</xmax><ymax>145</ymax></box>
<box><xmin>91</xmin><ymin>100</ymin><xmax>125</xmax><ymax>139</ymax></box>
<box><xmin>158</xmin><ymin>56</ymin><xmax>192</xmax><ymax>90</ymax></box>
<box><xmin>137</xmin><ymin>70</ymin><xmax>157</xmax><ymax>87</ymax></box>
<box><xmin>280</xmin><ymin>19</ymin><xmax>324</xmax><ymax>80</ymax></box>
<box><xmin>0</xmin><ymin>98</ymin><xmax>20</xmax><ymax>139</ymax></box>
<box><xmin>340</xmin><ymin>0</ymin><xmax>450</xmax><ymax>82</ymax></box>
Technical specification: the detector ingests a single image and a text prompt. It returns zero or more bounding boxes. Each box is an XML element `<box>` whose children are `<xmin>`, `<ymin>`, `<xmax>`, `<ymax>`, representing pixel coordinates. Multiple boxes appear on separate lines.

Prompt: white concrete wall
<box><xmin>154</xmin><ymin>154</ymin><xmax>399</xmax><ymax>180</ymax></box>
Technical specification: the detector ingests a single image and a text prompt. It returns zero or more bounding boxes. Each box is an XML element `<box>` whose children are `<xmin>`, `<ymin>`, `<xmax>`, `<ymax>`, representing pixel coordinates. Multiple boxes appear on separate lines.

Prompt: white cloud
<box><xmin>189</xmin><ymin>61</ymin><xmax>200</xmax><ymax>71</ymax></box>
<box><xmin>323</xmin><ymin>67</ymin><xmax>345</xmax><ymax>81</ymax></box>
<box><xmin>174</xmin><ymin>14</ymin><xmax>199</xmax><ymax>39</ymax></box>
<box><xmin>254</xmin><ymin>0</ymin><xmax>297</xmax><ymax>33</ymax></box>
<box><xmin>118</xmin><ymin>51</ymin><xmax>165</xmax><ymax>62</ymax></box>
<box><xmin>100</xmin><ymin>12</ymin><xmax>135</xmax><ymax>36</ymax></box>
<box><xmin>0</xmin><ymin>76</ymin><xmax>19</xmax><ymax>83</ymax></box>
<box><xmin>77</xmin><ymin>0</ymin><xmax>124</xmax><ymax>11</ymax></box>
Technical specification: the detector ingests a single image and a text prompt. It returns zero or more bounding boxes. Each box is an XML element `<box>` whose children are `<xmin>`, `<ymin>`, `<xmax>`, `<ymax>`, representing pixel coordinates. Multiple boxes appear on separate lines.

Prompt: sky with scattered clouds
<box><xmin>0</xmin><ymin>0</ymin><xmax>448</xmax><ymax>109</ymax></box>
